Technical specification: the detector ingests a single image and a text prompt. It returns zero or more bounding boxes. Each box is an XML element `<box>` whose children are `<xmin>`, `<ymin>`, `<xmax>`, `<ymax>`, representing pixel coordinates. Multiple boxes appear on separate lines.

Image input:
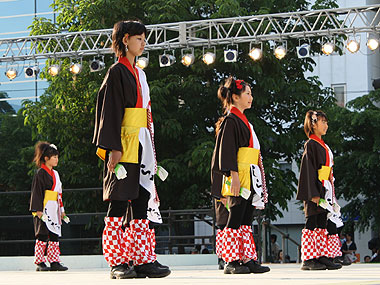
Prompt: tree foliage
<box><xmin>326</xmin><ymin>92</ymin><xmax>380</xmax><ymax>231</ymax></box>
<box><xmin>16</xmin><ymin>0</ymin><xmax>339</xmax><ymax>219</ymax></box>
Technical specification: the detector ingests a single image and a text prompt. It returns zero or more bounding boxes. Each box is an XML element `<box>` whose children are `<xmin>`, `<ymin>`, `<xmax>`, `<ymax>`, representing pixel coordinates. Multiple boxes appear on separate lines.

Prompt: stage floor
<box><xmin>1</xmin><ymin>264</ymin><xmax>380</xmax><ymax>285</ymax></box>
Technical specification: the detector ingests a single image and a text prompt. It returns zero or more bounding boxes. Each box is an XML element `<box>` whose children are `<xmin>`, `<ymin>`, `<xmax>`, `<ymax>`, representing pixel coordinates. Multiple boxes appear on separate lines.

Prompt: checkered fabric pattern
<box><xmin>240</xmin><ymin>225</ymin><xmax>258</xmax><ymax>262</ymax></box>
<box><xmin>102</xmin><ymin>216</ymin><xmax>127</xmax><ymax>267</ymax></box>
<box><xmin>47</xmin><ymin>241</ymin><xmax>61</xmax><ymax>263</ymax></box>
<box><xmin>121</xmin><ymin>226</ymin><xmax>131</xmax><ymax>263</ymax></box>
<box><xmin>222</xmin><ymin>227</ymin><xmax>242</xmax><ymax>263</ymax></box>
<box><xmin>215</xmin><ymin>229</ymin><xmax>224</xmax><ymax>258</ymax></box>
<box><xmin>314</xmin><ymin>228</ymin><xmax>329</xmax><ymax>257</ymax></box>
<box><xmin>147</xmin><ymin>228</ymin><xmax>157</xmax><ymax>263</ymax></box>
<box><xmin>34</xmin><ymin>239</ymin><xmax>47</xmax><ymax>264</ymax></box>
<box><xmin>129</xmin><ymin>219</ymin><xmax>156</xmax><ymax>265</ymax></box>
<box><xmin>327</xmin><ymin>234</ymin><xmax>342</xmax><ymax>258</ymax></box>
<box><xmin>301</xmin><ymin>229</ymin><xmax>319</xmax><ymax>261</ymax></box>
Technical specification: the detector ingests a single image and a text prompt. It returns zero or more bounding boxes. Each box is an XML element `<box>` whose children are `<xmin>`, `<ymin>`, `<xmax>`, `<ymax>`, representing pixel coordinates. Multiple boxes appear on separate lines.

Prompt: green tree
<box><xmin>326</xmin><ymin>92</ymin><xmax>380</xmax><ymax>231</ymax></box>
<box><xmin>0</xmin><ymin>92</ymin><xmax>15</xmax><ymax>114</ymax></box>
<box><xmin>22</xmin><ymin>0</ymin><xmax>338</xmax><ymax>220</ymax></box>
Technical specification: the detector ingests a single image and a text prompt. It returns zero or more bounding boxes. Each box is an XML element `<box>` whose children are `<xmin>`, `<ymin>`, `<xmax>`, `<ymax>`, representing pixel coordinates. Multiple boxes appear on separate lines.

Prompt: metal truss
<box><xmin>1</xmin><ymin>4</ymin><xmax>380</xmax><ymax>62</ymax></box>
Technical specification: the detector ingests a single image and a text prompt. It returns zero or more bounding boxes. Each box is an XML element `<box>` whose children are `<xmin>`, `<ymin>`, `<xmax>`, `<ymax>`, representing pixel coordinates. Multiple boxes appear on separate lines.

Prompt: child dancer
<box><xmin>211</xmin><ymin>77</ymin><xmax>270</xmax><ymax>274</ymax></box>
<box><xmin>297</xmin><ymin>110</ymin><xmax>343</xmax><ymax>270</ymax></box>
<box><xmin>30</xmin><ymin>142</ymin><xmax>68</xmax><ymax>271</ymax></box>
<box><xmin>93</xmin><ymin>20</ymin><xmax>170</xmax><ymax>279</ymax></box>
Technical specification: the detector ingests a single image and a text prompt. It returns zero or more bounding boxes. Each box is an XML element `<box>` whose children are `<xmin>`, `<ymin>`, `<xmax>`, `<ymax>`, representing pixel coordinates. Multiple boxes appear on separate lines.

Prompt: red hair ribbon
<box><xmin>235</xmin><ymin>79</ymin><xmax>243</xmax><ymax>90</ymax></box>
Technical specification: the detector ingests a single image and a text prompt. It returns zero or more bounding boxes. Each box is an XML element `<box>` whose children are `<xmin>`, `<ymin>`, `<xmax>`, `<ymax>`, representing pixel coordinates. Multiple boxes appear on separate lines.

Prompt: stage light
<box><xmin>367</xmin><ymin>38</ymin><xmax>379</xmax><ymax>51</ymax></box>
<box><xmin>296</xmin><ymin>43</ymin><xmax>310</xmax><ymax>58</ymax></box>
<box><xmin>90</xmin><ymin>59</ymin><xmax>105</xmax><ymax>72</ymax></box>
<box><xmin>274</xmin><ymin>45</ymin><xmax>287</xmax><ymax>60</ymax></box>
<box><xmin>203</xmin><ymin>52</ymin><xmax>216</xmax><ymax>65</ymax></box>
<box><xmin>48</xmin><ymin>65</ymin><xmax>61</xmax><ymax>77</ymax></box>
<box><xmin>70</xmin><ymin>62</ymin><xmax>82</xmax><ymax>74</ymax></box>
<box><xmin>249</xmin><ymin>42</ymin><xmax>263</xmax><ymax>61</ymax></box>
<box><xmin>181</xmin><ymin>54</ymin><xmax>194</xmax><ymax>66</ymax></box>
<box><xmin>5</xmin><ymin>68</ymin><xmax>17</xmax><ymax>80</ymax></box>
<box><xmin>24</xmin><ymin>66</ymin><xmax>39</xmax><ymax>78</ymax></box>
<box><xmin>224</xmin><ymin>49</ymin><xmax>237</xmax><ymax>63</ymax></box>
<box><xmin>322</xmin><ymin>42</ymin><xmax>335</xmax><ymax>55</ymax></box>
<box><xmin>347</xmin><ymin>39</ymin><xmax>360</xmax><ymax>53</ymax></box>
<box><xmin>159</xmin><ymin>52</ymin><xmax>176</xmax><ymax>67</ymax></box>
<box><xmin>136</xmin><ymin>56</ymin><xmax>149</xmax><ymax>69</ymax></box>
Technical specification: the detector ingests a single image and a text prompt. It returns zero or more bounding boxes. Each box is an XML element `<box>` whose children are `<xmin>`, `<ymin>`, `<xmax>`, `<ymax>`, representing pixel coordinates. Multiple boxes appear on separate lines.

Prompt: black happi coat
<box><xmin>296</xmin><ymin>139</ymin><xmax>328</xmax><ymax>217</ymax></box>
<box><xmin>29</xmin><ymin>168</ymin><xmax>54</xmax><ymax>237</ymax></box>
<box><xmin>211</xmin><ymin>113</ymin><xmax>251</xmax><ymax>199</ymax></box>
<box><xmin>93</xmin><ymin>62</ymin><xmax>142</xmax><ymax>201</ymax></box>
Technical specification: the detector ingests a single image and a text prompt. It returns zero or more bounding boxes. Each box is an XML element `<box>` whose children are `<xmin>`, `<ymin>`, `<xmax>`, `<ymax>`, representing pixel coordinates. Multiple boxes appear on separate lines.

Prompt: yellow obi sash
<box><xmin>221</xmin><ymin>147</ymin><xmax>260</xmax><ymax>197</ymax></box>
<box><xmin>32</xmin><ymin>190</ymin><xmax>58</xmax><ymax>217</ymax></box>
<box><xmin>96</xmin><ymin>108</ymin><xmax>147</xmax><ymax>164</ymax></box>
<box><xmin>318</xmin><ymin>165</ymin><xmax>331</xmax><ymax>182</ymax></box>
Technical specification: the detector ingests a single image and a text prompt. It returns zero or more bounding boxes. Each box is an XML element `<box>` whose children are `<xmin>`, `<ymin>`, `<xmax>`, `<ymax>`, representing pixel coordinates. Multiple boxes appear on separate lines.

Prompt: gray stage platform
<box><xmin>1</xmin><ymin>263</ymin><xmax>380</xmax><ymax>285</ymax></box>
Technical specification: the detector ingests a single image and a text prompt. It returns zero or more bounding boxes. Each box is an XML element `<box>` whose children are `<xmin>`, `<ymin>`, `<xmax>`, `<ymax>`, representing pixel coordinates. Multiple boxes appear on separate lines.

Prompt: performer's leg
<box><xmin>34</xmin><ymin>234</ymin><xmax>49</xmax><ymax>271</ymax></box>
<box><xmin>104</xmin><ymin>200</ymin><xmax>136</xmax><ymax>279</ymax></box>
<box><xmin>240</xmin><ymin>205</ymin><xmax>270</xmax><ymax>274</ymax></box>
<box><xmin>215</xmin><ymin>199</ymin><xmax>228</xmax><ymax>270</ymax></box>
<box><xmin>301</xmin><ymin>214</ymin><xmax>326</xmax><ymax>270</ymax></box>
<box><xmin>129</xmin><ymin>187</ymin><xmax>170</xmax><ymax>278</ymax></box>
<box><xmin>222</xmin><ymin>199</ymin><xmax>250</xmax><ymax>274</ymax></box>
<box><xmin>47</xmin><ymin>232</ymin><xmax>68</xmax><ymax>271</ymax></box>
<box><xmin>313</xmin><ymin>214</ymin><xmax>341</xmax><ymax>270</ymax></box>
<box><xmin>327</xmin><ymin>220</ymin><xmax>350</xmax><ymax>266</ymax></box>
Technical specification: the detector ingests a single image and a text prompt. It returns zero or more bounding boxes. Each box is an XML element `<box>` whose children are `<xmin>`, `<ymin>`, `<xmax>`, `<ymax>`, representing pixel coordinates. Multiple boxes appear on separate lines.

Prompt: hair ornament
<box><xmin>235</xmin><ymin>80</ymin><xmax>244</xmax><ymax>90</ymax></box>
<box><xmin>311</xmin><ymin>111</ymin><xmax>318</xmax><ymax>124</ymax></box>
<box><xmin>50</xmin><ymin>144</ymin><xmax>58</xmax><ymax>150</ymax></box>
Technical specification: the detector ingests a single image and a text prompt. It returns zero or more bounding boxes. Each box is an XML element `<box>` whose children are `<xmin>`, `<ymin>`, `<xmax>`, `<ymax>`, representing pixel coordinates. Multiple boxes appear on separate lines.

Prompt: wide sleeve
<box><xmin>296</xmin><ymin>141</ymin><xmax>321</xmax><ymax>201</ymax></box>
<box><xmin>29</xmin><ymin>171</ymin><xmax>46</xmax><ymax>212</ymax></box>
<box><xmin>218</xmin><ymin>118</ymin><xmax>239</xmax><ymax>175</ymax></box>
<box><xmin>94</xmin><ymin>67</ymin><xmax>125</xmax><ymax>152</ymax></box>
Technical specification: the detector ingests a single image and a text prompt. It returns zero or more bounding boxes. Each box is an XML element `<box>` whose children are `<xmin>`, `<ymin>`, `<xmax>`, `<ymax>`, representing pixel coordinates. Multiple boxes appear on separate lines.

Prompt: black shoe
<box><xmin>223</xmin><ymin>260</ymin><xmax>250</xmax><ymax>274</ymax></box>
<box><xmin>318</xmin><ymin>256</ymin><xmax>342</xmax><ymax>270</ymax></box>
<box><xmin>244</xmin><ymin>260</ymin><xmax>270</xmax><ymax>273</ymax></box>
<box><xmin>334</xmin><ymin>256</ymin><xmax>351</xmax><ymax>266</ymax></box>
<box><xmin>218</xmin><ymin>258</ymin><xmax>225</xmax><ymax>270</ymax></box>
<box><xmin>36</xmin><ymin>262</ymin><xmax>50</xmax><ymax>272</ymax></box>
<box><xmin>134</xmin><ymin>262</ymin><xmax>171</xmax><ymax>278</ymax></box>
<box><xmin>50</xmin><ymin>262</ymin><xmax>68</xmax><ymax>271</ymax></box>
<box><xmin>301</xmin><ymin>259</ymin><xmax>327</xmax><ymax>270</ymax></box>
<box><xmin>154</xmin><ymin>260</ymin><xmax>169</xmax><ymax>270</ymax></box>
<box><xmin>110</xmin><ymin>264</ymin><xmax>137</xmax><ymax>279</ymax></box>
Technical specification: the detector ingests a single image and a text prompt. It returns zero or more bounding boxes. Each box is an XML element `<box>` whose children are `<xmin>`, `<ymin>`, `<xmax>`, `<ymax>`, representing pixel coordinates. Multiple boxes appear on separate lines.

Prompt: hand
<box><xmin>311</xmin><ymin>196</ymin><xmax>320</xmax><ymax>205</ymax></box>
<box><xmin>61</xmin><ymin>212</ymin><xmax>66</xmax><ymax>220</ymax></box>
<box><xmin>230</xmin><ymin>171</ymin><xmax>240</xmax><ymax>197</ymax></box>
<box><xmin>36</xmin><ymin>211</ymin><xmax>43</xmax><ymax>218</ymax></box>
<box><xmin>107</xmin><ymin>150</ymin><xmax>122</xmax><ymax>173</ymax></box>
<box><xmin>220</xmin><ymin>198</ymin><xmax>227</xmax><ymax>206</ymax></box>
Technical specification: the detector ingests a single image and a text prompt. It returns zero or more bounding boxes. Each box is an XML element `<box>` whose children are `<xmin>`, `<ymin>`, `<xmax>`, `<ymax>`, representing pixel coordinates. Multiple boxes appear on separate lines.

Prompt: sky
<box><xmin>0</xmin><ymin>0</ymin><xmax>55</xmax><ymax>110</ymax></box>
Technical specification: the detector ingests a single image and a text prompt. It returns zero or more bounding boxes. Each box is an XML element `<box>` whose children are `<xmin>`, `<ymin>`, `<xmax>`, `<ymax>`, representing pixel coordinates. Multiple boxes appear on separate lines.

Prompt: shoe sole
<box><xmin>135</xmin><ymin>270</ymin><xmax>171</xmax><ymax>278</ymax></box>
<box><xmin>301</xmin><ymin>266</ymin><xmax>326</xmax><ymax>270</ymax></box>
<box><xmin>110</xmin><ymin>272</ymin><xmax>137</xmax><ymax>279</ymax></box>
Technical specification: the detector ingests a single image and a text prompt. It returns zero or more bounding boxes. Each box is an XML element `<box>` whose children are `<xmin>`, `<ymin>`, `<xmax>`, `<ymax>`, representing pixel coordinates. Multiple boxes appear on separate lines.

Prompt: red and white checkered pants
<box><xmin>327</xmin><ymin>234</ymin><xmax>342</xmax><ymax>258</ymax></box>
<box><xmin>240</xmin><ymin>225</ymin><xmax>257</xmax><ymax>263</ymax></box>
<box><xmin>215</xmin><ymin>229</ymin><xmax>224</xmax><ymax>258</ymax></box>
<box><xmin>314</xmin><ymin>228</ymin><xmax>329</xmax><ymax>257</ymax></box>
<box><xmin>47</xmin><ymin>241</ymin><xmax>61</xmax><ymax>263</ymax></box>
<box><xmin>222</xmin><ymin>228</ymin><xmax>242</xmax><ymax>263</ymax></box>
<box><xmin>34</xmin><ymin>240</ymin><xmax>47</xmax><ymax>264</ymax></box>
<box><xmin>148</xmin><ymin>228</ymin><xmax>157</xmax><ymax>262</ymax></box>
<box><xmin>103</xmin><ymin>217</ymin><xmax>128</xmax><ymax>267</ymax></box>
<box><xmin>129</xmin><ymin>219</ymin><xmax>156</xmax><ymax>265</ymax></box>
<box><xmin>301</xmin><ymin>229</ymin><xmax>319</xmax><ymax>261</ymax></box>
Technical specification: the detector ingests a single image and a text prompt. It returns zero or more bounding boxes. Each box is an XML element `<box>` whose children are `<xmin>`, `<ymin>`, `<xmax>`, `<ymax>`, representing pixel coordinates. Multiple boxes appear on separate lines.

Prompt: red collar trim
<box><xmin>41</xmin><ymin>164</ymin><xmax>56</xmax><ymax>191</ymax></box>
<box><xmin>118</xmin><ymin>56</ymin><xmax>143</xmax><ymax>108</ymax></box>
<box><xmin>230</xmin><ymin>106</ymin><xmax>253</xmax><ymax>148</ymax></box>
<box><xmin>309</xmin><ymin>134</ymin><xmax>330</xmax><ymax>166</ymax></box>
